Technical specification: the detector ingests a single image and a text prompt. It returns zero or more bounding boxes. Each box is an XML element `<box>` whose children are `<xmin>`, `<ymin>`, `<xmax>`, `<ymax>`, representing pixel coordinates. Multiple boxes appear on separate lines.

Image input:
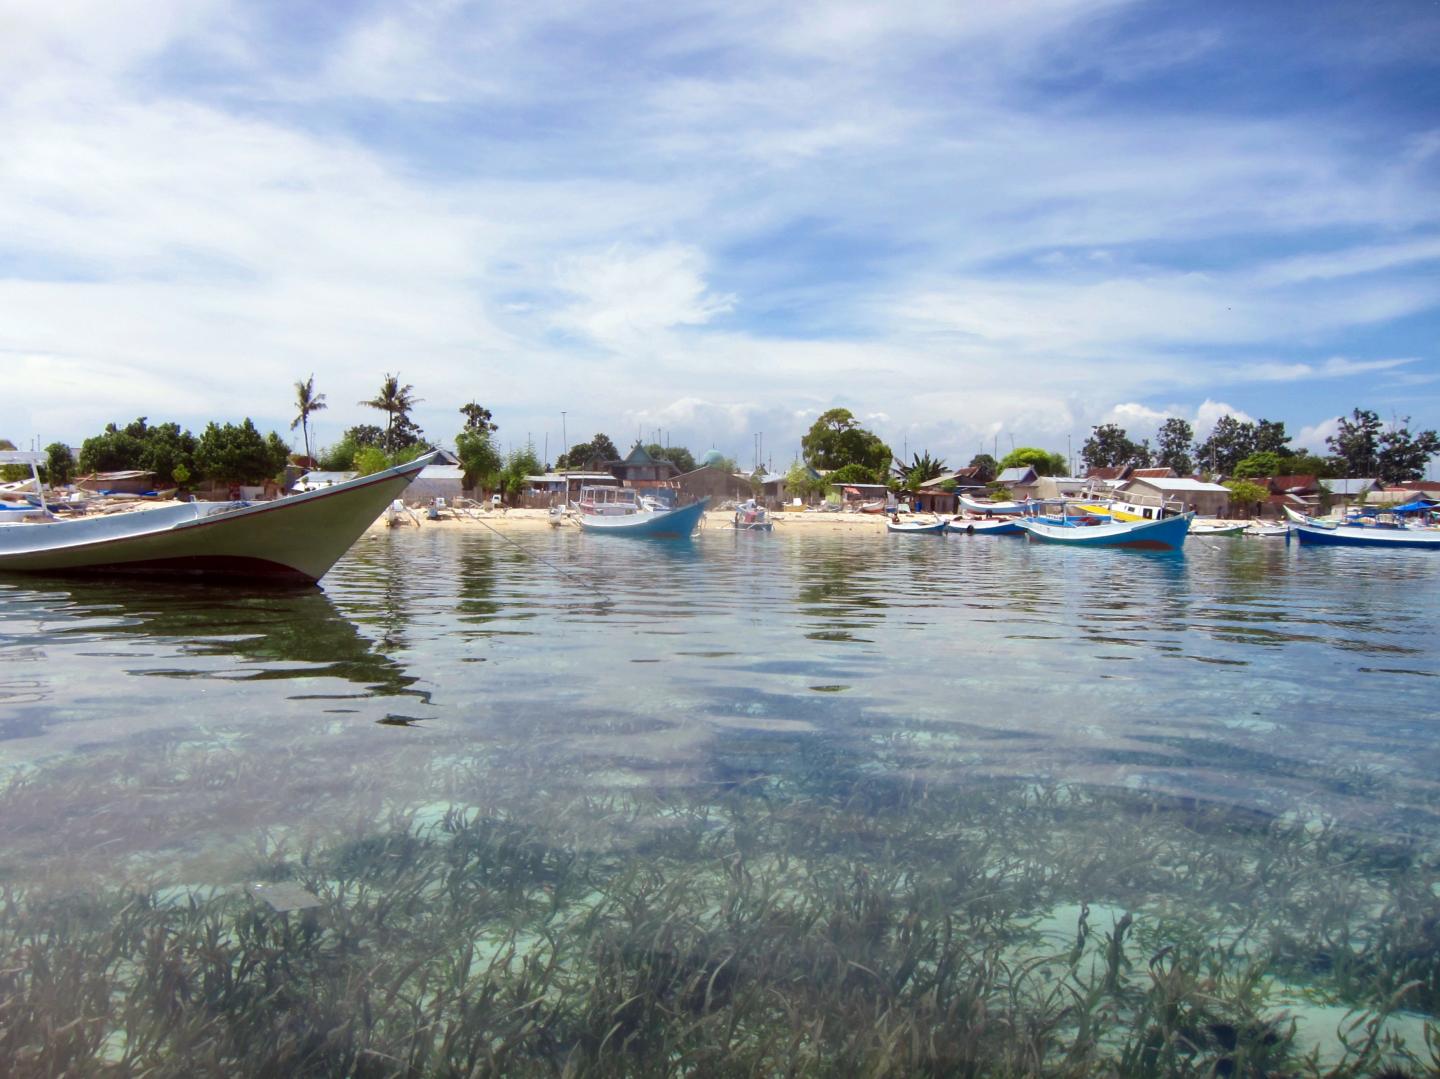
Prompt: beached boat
<box><xmin>958</xmin><ymin>493</ymin><xmax>1039</xmax><ymax>516</ymax></box>
<box><xmin>730</xmin><ymin>499</ymin><xmax>773</xmax><ymax>532</ymax></box>
<box><xmin>1188</xmin><ymin>521</ymin><xmax>1246</xmax><ymax>537</ymax></box>
<box><xmin>944</xmin><ymin>516</ymin><xmax>1023</xmax><ymax>535</ymax></box>
<box><xmin>886</xmin><ymin>516</ymin><xmax>948</xmax><ymax>534</ymax></box>
<box><xmin>1283</xmin><ymin>506</ymin><xmax>1440</xmax><ymax>549</ymax></box>
<box><xmin>0</xmin><ymin>451</ymin><xmax>434</xmax><ymax>582</ymax></box>
<box><xmin>575</xmin><ymin>487</ymin><xmax>708</xmax><ymax>538</ymax></box>
<box><xmin>1016</xmin><ymin>509</ymin><xmax>1192</xmax><ymax>550</ymax></box>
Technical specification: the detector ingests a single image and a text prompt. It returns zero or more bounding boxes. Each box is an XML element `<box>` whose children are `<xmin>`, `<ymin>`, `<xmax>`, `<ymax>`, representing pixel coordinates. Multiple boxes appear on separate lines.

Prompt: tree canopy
<box><xmin>194</xmin><ymin>419</ymin><xmax>289</xmax><ymax>486</ymax></box>
<box><xmin>800</xmin><ymin>409</ymin><xmax>891</xmax><ymax>473</ymax></box>
<box><xmin>1080</xmin><ymin>424</ymin><xmax>1151</xmax><ymax>471</ymax></box>
<box><xmin>360</xmin><ymin>374</ymin><xmax>423</xmax><ymax>453</ymax></box>
<box><xmin>1154</xmin><ymin>418</ymin><xmax>1194</xmax><ymax>476</ymax></box>
<box><xmin>1326</xmin><ymin>408</ymin><xmax>1440</xmax><ymax>484</ymax></box>
<box><xmin>290</xmin><ymin>375</ymin><xmax>327</xmax><ymax>462</ymax></box>
<box><xmin>891</xmin><ymin>451</ymin><xmax>946</xmax><ymax>491</ymax></box>
<box><xmin>78</xmin><ymin>418</ymin><xmax>199</xmax><ymax>484</ymax></box>
<box><xmin>999</xmin><ymin>447</ymin><xmax>1067</xmax><ymax>476</ymax></box>
<box><xmin>455</xmin><ymin>427</ymin><xmax>503</xmax><ymax>490</ymax></box>
<box><xmin>559</xmin><ymin>434</ymin><xmax>620</xmax><ymax>470</ymax></box>
<box><xmin>644</xmin><ymin>444</ymin><xmax>697</xmax><ymax>474</ymax></box>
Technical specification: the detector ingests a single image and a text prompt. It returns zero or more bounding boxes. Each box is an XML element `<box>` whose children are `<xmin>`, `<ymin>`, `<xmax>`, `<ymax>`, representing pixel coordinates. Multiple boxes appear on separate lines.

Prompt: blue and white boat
<box><xmin>1283</xmin><ymin>506</ymin><xmax>1440</xmax><ymax>549</ymax></box>
<box><xmin>945</xmin><ymin>516</ymin><xmax>1023</xmax><ymax>535</ymax></box>
<box><xmin>574</xmin><ymin>486</ymin><xmax>707</xmax><ymax>538</ymax></box>
<box><xmin>886</xmin><ymin>516</ymin><xmax>947</xmax><ymax>535</ymax></box>
<box><xmin>1016</xmin><ymin>508</ymin><xmax>1192</xmax><ymax>550</ymax></box>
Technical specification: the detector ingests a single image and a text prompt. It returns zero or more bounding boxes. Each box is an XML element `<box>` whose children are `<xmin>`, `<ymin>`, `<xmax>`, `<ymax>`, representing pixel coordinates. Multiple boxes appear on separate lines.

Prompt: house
<box><xmin>1260</xmin><ymin>475</ymin><xmax>1322</xmax><ymax>518</ymax></box>
<box><xmin>674</xmin><ymin>465</ymin><xmax>753</xmax><ymax>506</ymax></box>
<box><xmin>407</xmin><ymin>464</ymin><xmax>467</xmax><ymax>504</ymax></box>
<box><xmin>913</xmin><ymin>474</ymin><xmax>959</xmax><ymax>514</ymax></box>
<box><xmin>1084</xmin><ymin>465</ymin><xmax>1131</xmax><ymax>483</ymax></box>
<box><xmin>757</xmin><ymin>471</ymin><xmax>790</xmax><ymax>507</ymax></box>
<box><xmin>1319</xmin><ymin>478</ymin><xmax>1383</xmax><ymax>510</ymax></box>
<box><xmin>1034</xmin><ymin>475</ymin><xmax>1091</xmax><ymax>500</ymax></box>
<box><xmin>609</xmin><ymin>443</ymin><xmax>681</xmax><ymax>488</ymax></box>
<box><xmin>1118</xmin><ymin>476</ymin><xmax>1232</xmax><ymax>517</ymax></box>
<box><xmin>1130</xmin><ymin>467</ymin><xmax>1177</xmax><ymax>480</ymax></box>
<box><xmin>995</xmin><ymin>466</ymin><xmax>1041</xmax><ymax>500</ymax></box>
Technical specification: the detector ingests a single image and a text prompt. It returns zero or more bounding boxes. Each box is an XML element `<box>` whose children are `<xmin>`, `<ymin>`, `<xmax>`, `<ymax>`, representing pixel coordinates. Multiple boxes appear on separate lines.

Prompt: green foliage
<box><xmin>1223</xmin><ymin>479</ymin><xmax>1269</xmax><ymax>515</ymax></box>
<box><xmin>1231</xmin><ymin>451</ymin><xmax>1285</xmax><ymax>479</ymax></box>
<box><xmin>1326</xmin><ymin>408</ymin><xmax>1440</xmax><ymax>484</ymax></box>
<box><xmin>194</xmin><ymin>419</ymin><xmax>289</xmax><ymax>486</ymax></box>
<box><xmin>559</xmin><ymin>433</ymin><xmax>620</xmax><ymax>469</ymax></box>
<box><xmin>44</xmin><ymin>443</ymin><xmax>75</xmax><ymax>487</ymax></box>
<box><xmin>826</xmin><ymin>462</ymin><xmax>881</xmax><ymax>486</ymax></box>
<box><xmin>0</xmin><ymin>438</ymin><xmax>24</xmax><ymax>482</ymax></box>
<box><xmin>455</xmin><ymin>427</ymin><xmax>502</xmax><ymax>489</ymax></box>
<box><xmin>1081</xmin><ymin>424</ymin><xmax>1150</xmax><ymax>470</ymax></box>
<box><xmin>353</xmin><ymin>447</ymin><xmax>390</xmax><ymax>476</ymax></box>
<box><xmin>800</xmin><ymin>408</ymin><xmax>892</xmax><ymax>473</ymax></box>
<box><xmin>78</xmin><ymin>418</ymin><xmax>200</xmax><ymax>483</ymax></box>
<box><xmin>1285</xmin><ymin>452</ymin><xmax>1337</xmax><ymax>478</ymax></box>
<box><xmin>1194</xmin><ymin>415</ymin><xmax>1292</xmax><ymax>476</ymax></box>
<box><xmin>360</xmin><ymin>373</ymin><xmax>423</xmax><ymax>453</ymax></box>
<box><xmin>1155</xmin><ymin>417</ymin><xmax>1195</xmax><ymax>475</ymax></box>
<box><xmin>499</xmin><ymin>442</ymin><xmax>543</xmax><ymax>500</ymax></box>
<box><xmin>170</xmin><ymin>463</ymin><xmax>191</xmax><ymax>488</ymax></box>
<box><xmin>459</xmin><ymin>402</ymin><xmax>498</xmax><ymax>433</ymax></box>
<box><xmin>891</xmin><ymin>450</ymin><xmax>946</xmax><ymax>490</ymax></box>
<box><xmin>644</xmin><ymin>443</ymin><xmax>698</xmax><ymax>473</ymax></box>
<box><xmin>1000</xmin><ymin>446</ymin><xmax>1067</xmax><ymax>476</ymax></box>
<box><xmin>784</xmin><ymin>461</ymin><xmax>827</xmax><ymax>502</ymax></box>
<box><xmin>289</xmin><ymin>374</ymin><xmax>327</xmax><ymax>461</ymax></box>
<box><xmin>968</xmin><ymin>453</ymin><xmax>998</xmax><ymax>482</ymax></box>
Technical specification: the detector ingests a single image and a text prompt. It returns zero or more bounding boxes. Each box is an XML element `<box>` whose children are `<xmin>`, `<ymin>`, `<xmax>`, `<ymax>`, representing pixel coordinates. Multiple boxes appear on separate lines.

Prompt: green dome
<box><xmin>702</xmin><ymin>449</ymin><xmax>726</xmax><ymax>467</ymax></box>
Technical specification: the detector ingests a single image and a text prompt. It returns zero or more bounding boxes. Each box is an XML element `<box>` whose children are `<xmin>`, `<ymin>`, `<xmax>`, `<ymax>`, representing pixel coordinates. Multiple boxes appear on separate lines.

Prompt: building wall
<box><xmin>1126</xmin><ymin>480</ymin><xmax>1230</xmax><ymax>517</ymax></box>
<box><xmin>675</xmin><ymin>466</ymin><xmax>753</xmax><ymax>504</ymax></box>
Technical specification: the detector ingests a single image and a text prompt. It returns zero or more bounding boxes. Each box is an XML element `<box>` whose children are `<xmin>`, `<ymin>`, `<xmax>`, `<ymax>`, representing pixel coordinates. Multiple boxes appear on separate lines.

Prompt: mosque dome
<box><xmin>701</xmin><ymin>449</ymin><xmax>726</xmax><ymax>467</ymax></box>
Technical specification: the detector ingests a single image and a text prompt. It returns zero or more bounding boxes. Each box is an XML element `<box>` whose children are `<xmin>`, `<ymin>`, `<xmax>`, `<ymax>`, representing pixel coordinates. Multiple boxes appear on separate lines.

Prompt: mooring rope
<box><xmin>467</xmin><ymin>513</ymin><xmax>611</xmax><ymax>600</ymax></box>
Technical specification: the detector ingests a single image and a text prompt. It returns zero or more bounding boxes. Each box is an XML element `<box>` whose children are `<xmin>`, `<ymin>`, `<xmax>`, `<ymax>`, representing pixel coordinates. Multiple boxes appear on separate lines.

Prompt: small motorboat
<box><xmin>730</xmin><ymin>499</ymin><xmax>773</xmax><ymax>532</ymax></box>
<box><xmin>1015</xmin><ymin>508</ymin><xmax>1192</xmax><ymax>550</ymax></box>
<box><xmin>1188</xmin><ymin>521</ymin><xmax>1246</xmax><ymax>537</ymax></box>
<box><xmin>1282</xmin><ymin>506</ymin><xmax>1440</xmax><ymax>549</ymax></box>
<box><xmin>574</xmin><ymin>485</ymin><xmax>708</xmax><ymax>538</ymax></box>
<box><xmin>886</xmin><ymin>516</ymin><xmax>948</xmax><ymax>535</ymax></box>
<box><xmin>1244</xmin><ymin>522</ymin><xmax>1289</xmax><ymax>538</ymax></box>
<box><xmin>944</xmin><ymin>516</ymin><xmax>1023</xmax><ymax>535</ymax></box>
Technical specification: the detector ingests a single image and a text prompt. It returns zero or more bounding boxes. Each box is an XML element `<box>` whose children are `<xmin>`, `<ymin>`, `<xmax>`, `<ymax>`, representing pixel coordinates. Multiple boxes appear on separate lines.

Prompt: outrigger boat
<box><xmin>730</xmin><ymin>499</ymin><xmax>773</xmax><ymax>532</ymax></box>
<box><xmin>573</xmin><ymin>485</ymin><xmax>708</xmax><ymax>538</ymax></box>
<box><xmin>958</xmin><ymin>493</ymin><xmax>1039</xmax><ymax>516</ymax></box>
<box><xmin>1188</xmin><ymin>521</ymin><xmax>1246</xmax><ymax>537</ymax></box>
<box><xmin>944</xmin><ymin>516</ymin><xmax>1024</xmax><ymax>535</ymax></box>
<box><xmin>886</xmin><ymin>515</ymin><xmax>947</xmax><ymax>535</ymax></box>
<box><xmin>0</xmin><ymin>450</ymin><xmax>434</xmax><ymax>583</ymax></box>
<box><xmin>1016</xmin><ymin>505</ymin><xmax>1192</xmax><ymax>550</ymax></box>
<box><xmin>1283</xmin><ymin>505</ymin><xmax>1440</xmax><ymax>549</ymax></box>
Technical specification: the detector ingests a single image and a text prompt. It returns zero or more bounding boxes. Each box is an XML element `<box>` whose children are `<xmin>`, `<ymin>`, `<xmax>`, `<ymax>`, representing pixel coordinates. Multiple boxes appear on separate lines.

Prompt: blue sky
<box><xmin>5</xmin><ymin>0</ymin><xmax>1439</xmax><ymax>470</ymax></box>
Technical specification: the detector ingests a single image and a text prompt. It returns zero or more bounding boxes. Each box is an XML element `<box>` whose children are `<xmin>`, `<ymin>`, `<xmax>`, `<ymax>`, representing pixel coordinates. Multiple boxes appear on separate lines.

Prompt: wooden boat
<box><xmin>944</xmin><ymin>516</ymin><xmax>1023</xmax><ymax>535</ymax></box>
<box><xmin>576</xmin><ymin>492</ymin><xmax>708</xmax><ymax>537</ymax></box>
<box><xmin>0</xmin><ymin>452</ymin><xmax>435</xmax><ymax>582</ymax></box>
<box><xmin>886</xmin><ymin>516</ymin><xmax>947</xmax><ymax>534</ymax></box>
<box><xmin>1188</xmin><ymin>521</ymin><xmax>1246</xmax><ymax>537</ymax></box>
<box><xmin>1283</xmin><ymin>505</ymin><xmax>1440</xmax><ymax>549</ymax></box>
<box><xmin>1016</xmin><ymin>509</ymin><xmax>1192</xmax><ymax>550</ymax></box>
<box><xmin>1244</xmin><ymin>523</ymin><xmax>1289</xmax><ymax>538</ymax></box>
<box><xmin>730</xmin><ymin>500</ymin><xmax>773</xmax><ymax>532</ymax></box>
<box><xmin>959</xmin><ymin>493</ymin><xmax>1037</xmax><ymax>515</ymax></box>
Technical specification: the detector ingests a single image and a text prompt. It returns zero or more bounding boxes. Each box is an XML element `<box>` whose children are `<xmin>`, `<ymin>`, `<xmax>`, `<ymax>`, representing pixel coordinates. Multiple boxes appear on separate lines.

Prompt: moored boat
<box><xmin>0</xmin><ymin>452</ymin><xmax>435</xmax><ymax>582</ymax></box>
<box><xmin>944</xmin><ymin>516</ymin><xmax>1023</xmax><ymax>535</ymax></box>
<box><xmin>1283</xmin><ymin>506</ymin><xmax>1440</xmax><ymax>549</ymax></box>
<box><xmin>1016</xmin><ymin>508</ymin><xmax>1192</xmax><ymax>550</ymax></box>
<box><xmin>886</xmin><ymin>516</ymin><xmax>947</xmax><ymax>534</ymax></box>
<box><xmin>959</xmin><ymin>493</ymin><xmax>1038</xmax><ymax>516</ymax></box>
<box><xmin>575</xmin><ymin>489</ymin><xmax>708</xmax><ymax>538</ymax></box>
<box><xmin>1188</xmin><ymin>521</ymin><xmax>1246</xmax><ymax>537</ymax></box>
<box><xmin>730</xmin><ymin>499</ymin><xmax>773</xmax><ymax>532</ymax></box>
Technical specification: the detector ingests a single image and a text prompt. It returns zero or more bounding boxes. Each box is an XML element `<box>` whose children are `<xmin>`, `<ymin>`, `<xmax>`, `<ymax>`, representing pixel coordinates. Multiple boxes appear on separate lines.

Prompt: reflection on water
<box><xmin>1</xmin><ymin>528</ymin><xmax>1439</xmax><ymax>1073</ymax></box>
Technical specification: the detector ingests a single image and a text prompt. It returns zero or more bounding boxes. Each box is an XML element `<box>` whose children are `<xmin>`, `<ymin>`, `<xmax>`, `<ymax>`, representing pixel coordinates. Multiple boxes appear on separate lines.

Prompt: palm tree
<box><xmin>891</xmin><ymin>451</ymin><xmax>947</xmax><ymax>489</ymax></box>
<box><xmin>290</xmin><ymin>374</ymin><xmax>327</xmax><ymax>463</ymax></box>
<box><xmin>360</xmin><ymin>374</ymin><xmax>420</xmax><ymax>453</ymax></box>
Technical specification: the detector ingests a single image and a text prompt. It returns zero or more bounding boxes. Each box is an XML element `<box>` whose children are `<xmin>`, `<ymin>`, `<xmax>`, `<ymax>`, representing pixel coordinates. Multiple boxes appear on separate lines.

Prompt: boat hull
<box><xmin>0</xmin><ymin>456</ymin><xmax>432</xmax><ymax>583</ymax></box>
<box><xmin>1016</xmin><ymin>511</ymin><xmax>1192</xmax><ymax>550</ymax></box>
<box><xmin>577</xmin><ymin>498</ymin><xmax>708</xmax><ymax>538</ymax></box>
<box><xmin>1290</xmin><ymin>521</ymin><xmax>1440</xmax><ymax>548</ymax></box>
<box><xmin>945</xmin><ymin>517</ymin><xmax>1022</xmax><ymax>535</ymax></box>
<box><xmin>886</xmin><ymin>519</ymin><xmax>947</xmax><ymax>534</ymax></box>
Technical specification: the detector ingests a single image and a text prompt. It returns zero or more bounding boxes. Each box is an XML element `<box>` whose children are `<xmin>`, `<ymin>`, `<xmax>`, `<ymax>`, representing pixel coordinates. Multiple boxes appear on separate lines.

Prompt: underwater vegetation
<box><xmin>0</xmin><ymin>767</ymin><xmax>1437</xmax><ymax>1078</ymax></box>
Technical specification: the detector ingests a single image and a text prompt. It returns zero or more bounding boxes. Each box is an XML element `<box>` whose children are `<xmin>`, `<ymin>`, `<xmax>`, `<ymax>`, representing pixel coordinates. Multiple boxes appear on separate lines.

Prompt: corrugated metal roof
<box><xmin>417</xmin><ymin>465</ymin><xmax>464</xmax><ymax>480</ymax></box>
<box><xmin>1125</xmin><ymin>477</ymin><xmax>1230</xmax><ymax>493</ymax></box>
<box><xmin>996</xmin><ymin>466</ymin><xmax>1036</xmax><ymax>483</ymax></box>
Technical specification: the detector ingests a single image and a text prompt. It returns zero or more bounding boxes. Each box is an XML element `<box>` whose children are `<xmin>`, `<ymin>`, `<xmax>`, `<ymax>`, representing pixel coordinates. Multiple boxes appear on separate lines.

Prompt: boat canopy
<box><xmin>1388</xmin><ymin>499</ymin><xmax>1438</xmax><ymax>514</ymax></box>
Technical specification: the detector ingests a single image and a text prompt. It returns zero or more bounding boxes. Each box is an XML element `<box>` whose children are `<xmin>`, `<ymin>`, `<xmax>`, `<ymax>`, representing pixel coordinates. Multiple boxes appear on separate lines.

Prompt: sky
<box><xmin>5</xmin><ymin>0</ymin><xmax>1440</xmax><ymax>472</ymax></box>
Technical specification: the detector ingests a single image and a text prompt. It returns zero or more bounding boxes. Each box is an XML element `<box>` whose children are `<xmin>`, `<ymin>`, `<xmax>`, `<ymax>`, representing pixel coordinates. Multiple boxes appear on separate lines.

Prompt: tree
<box><xmin>827</xmin><ymin>462</ymin><xmax>881</xmax><ymax>486</ymax></box>
<box><xmin>1080</xmin><ymin>424</ymin><xmax>1147</xmax><ymax>471</ymax></box>
<box><xmin>499</xmin><ymin>443</ymin><xmax>543</xmax><ymax>502</ymax></box>
<box><xmin>0</xmin><ymin>439</ymin><xmax>24</xmax><ymax>482</ymax></box>
<box><xmin>459</xmin><ymin>402</ymin><xmax>498</xmax><ymax>433</ymax></box>
<box><xmin>644</xmin><ymin>443</ymin><xmax>698</xmax><ymax>474</ymax></box>
<box><xmin>1378</xmin><ymin>421</ymin><xmax>1440</xmax><ymax>484</ymax></box>
<box><xmin>968</xmin><ymin>454</ymin><xmax>998</xmax><ymax>482</ymax></box>
<box><xmin>1326</xmin><ymin>409</ymin><xmax>1382</xmax><ymax>477</ymax></box>
<box><xmin>77</xmin><ymin>418</ymin><xmax>199</xmax><ymax>482</ymax></box>
<box><xmin>353</xmin><ymin>447</ymin><xmax>390</xmax><ymax>477</ymax></box>
<box><xmin>1231</xmin><ymin>451</ymin><xmax>1286</xmax><ymax>479</ymax></box>
<box><xmin>1223</xmin><ymin>479</ymin><xmax>1269</xmax><ymax>518</ymax></box>
<box><xmin>360</xmin><ymin>373</ymin><xmax>421</xmax><ymax>453</ymax></box>
<box><xmin>1285</xmin><ymin>452</ymin><xmax>1337</xmax><ymax>478</ymax></box>
<box><xmin>784</xmin><ymin>461</ymin><xmax>826</xmax><ymax>503</ymax></box>
<box><xmin>44</xmin><ymin>442</ymin><xmax>75</xmax><ymax>487</ymax></box>
<box><xmin>1194</xmin><ymin>415</ymin><xmax>1258</xmax><ymax>476</ymax></box>
<box><xmin>559</xmin><ymin>434</ymin><xmax>620</xmax><ymax>470</ymax></box>
<box><xmin>1000</xmin><ymin>447</ymin><xmax>1067</xmax><ymax>476</ymax></box>
<box><xmin>800</xmin><ymin>409</ymin><xmax>892</xmax><ymax>473</ymax></box>
<box><xmin>455</xmin><ymin>427</ymin><xmax>502</xmax><ymax>490</ymax></box>
<box><xmin>195</xmin><ymin>419</ymin><xmax>289</xmax><ymax>486</ymax></box>
<box><xmin>1155</xmin><ymin>418</ymin><xmax>1194</xmax><ymax>476</ymax></box>
<box><xmin>290</xmin><ymin>374</ymin><xmax>327</xmax><ymax>462</ymax></box>
<box><xmin>891</xmin><ymin>451</ymin><xmax>946</xmax><ymax>490</ymax></box>
<box><xmin>1254</xmin><ymin>419</ymin><xmax>1292</xmax><ymax>456</ymax></box>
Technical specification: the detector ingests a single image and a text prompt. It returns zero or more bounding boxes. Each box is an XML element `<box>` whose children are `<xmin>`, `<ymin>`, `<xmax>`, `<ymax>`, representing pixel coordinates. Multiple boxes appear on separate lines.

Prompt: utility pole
<box><xmin>561</xmin><ymin>412</ymin><xmax>567</xmax><ymax>461</ymax></box>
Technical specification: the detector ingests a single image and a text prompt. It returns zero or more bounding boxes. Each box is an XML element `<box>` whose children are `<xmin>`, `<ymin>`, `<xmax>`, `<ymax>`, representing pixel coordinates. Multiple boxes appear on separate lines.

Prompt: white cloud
<box><xmin>1194</xmin><ymin>400</ymin><xmax>1256</xmax><ymax>439</ymax></box>
<box><xmin>1295</xmin><ymin>416</ymin><xmax>1341</xmax><ymax>452</ymax></box>
<box><xmin>552</xmin><ymin>246</ymin><xmax>735</xmax><ymax>349</ymax></box>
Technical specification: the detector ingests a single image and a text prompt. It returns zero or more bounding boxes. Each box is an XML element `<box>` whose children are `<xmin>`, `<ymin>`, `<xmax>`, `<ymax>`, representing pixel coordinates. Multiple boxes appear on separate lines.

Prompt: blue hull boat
<box><xmin>577</xmin><ymin>498</ymin><xmax>708</xmax><ymax>538</ymax></box>
<box><xmin>945</xmin><ymin>516</ymin><xmax>1023</xmax><ymax>535</ymax></box>
<box><xmin>1016</xmin><ymin>511</ymin><xmax>1192</xmax><ymax>550</ymax></box>
<box><xmin>1284</xmin><ymin>507</ymin><xmax>1440</xmax><ymax>549</ymax></box>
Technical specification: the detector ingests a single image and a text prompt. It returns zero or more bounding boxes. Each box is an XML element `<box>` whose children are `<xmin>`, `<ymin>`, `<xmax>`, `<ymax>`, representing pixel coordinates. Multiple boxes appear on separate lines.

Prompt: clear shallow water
<box><xmin>2</xmin><ymin>528</ymin><xmax>1439</xmax><ymax>1074</ymax></box>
